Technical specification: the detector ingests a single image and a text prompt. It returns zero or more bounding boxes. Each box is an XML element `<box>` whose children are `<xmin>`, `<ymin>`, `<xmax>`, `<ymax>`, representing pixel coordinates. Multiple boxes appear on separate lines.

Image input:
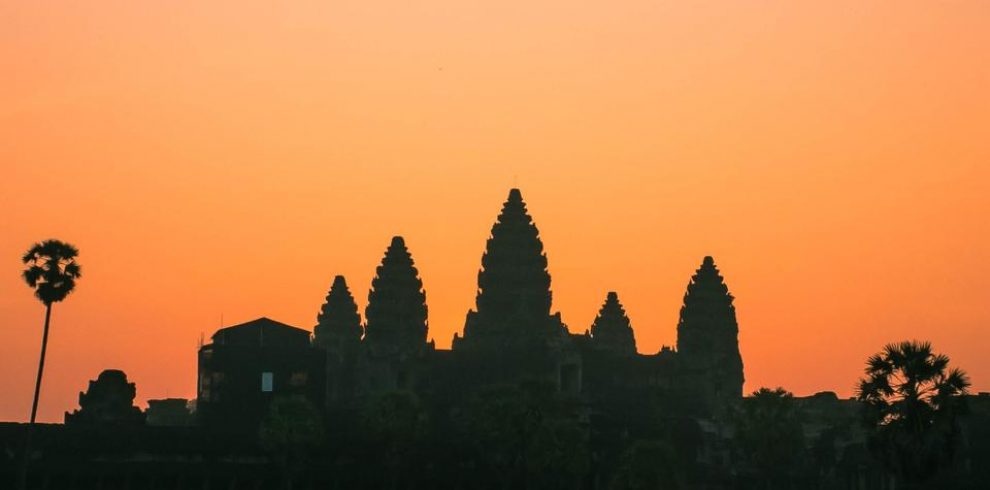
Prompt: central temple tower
<box><xmin>455</xmin><ymin>188</ymin><xmax>568</xmax><ymax>349</ymax></box>
<box><xmin>452</xmin><ymin>189</ymin><xmax>578</xmax><ymax>390</ymax></box>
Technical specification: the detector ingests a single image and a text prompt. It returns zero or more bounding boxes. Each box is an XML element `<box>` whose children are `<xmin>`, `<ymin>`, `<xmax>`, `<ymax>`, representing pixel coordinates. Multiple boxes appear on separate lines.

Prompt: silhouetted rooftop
<box><xmin>209</xmin><ymin>317</ymin><xmax>311</xmax><ymax>348</ymax></box>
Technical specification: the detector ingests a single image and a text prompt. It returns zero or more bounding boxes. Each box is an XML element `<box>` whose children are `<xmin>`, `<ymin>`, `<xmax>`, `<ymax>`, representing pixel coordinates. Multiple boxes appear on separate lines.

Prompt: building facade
<box><xmin>197</xmin><ymin>317</ymin><xmax>325</xmax><ymax>430</ymax></box>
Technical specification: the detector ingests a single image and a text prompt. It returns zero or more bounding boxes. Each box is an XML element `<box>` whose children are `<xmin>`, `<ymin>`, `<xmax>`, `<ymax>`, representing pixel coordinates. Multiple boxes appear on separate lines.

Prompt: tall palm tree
<box><xmin>856</xmin><ymin>340</ymin><xmax>970</xmax><ymax>488</ymax></box>
<box><xmin>18</xmin><ymin>239</ymin><xmax>81</xmax><ymax>489</ymax></box>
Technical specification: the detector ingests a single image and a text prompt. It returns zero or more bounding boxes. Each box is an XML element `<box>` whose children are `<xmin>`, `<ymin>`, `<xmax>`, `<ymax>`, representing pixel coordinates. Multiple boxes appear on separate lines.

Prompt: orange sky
<box><xmin>2</xmin><ymin>1</ymin><xmax>988</xmax><ymax>422</ymax></box>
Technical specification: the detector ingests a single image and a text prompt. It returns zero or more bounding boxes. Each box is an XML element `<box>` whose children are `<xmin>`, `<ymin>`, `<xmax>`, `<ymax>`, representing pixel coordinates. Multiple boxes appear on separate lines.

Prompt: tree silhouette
<box><xmin>18</xmin><ymin>239</ymin><xmax>82</xmax><ymax>490</ymax></box>
<box><xmin>259</xmin><ymin>395</ymin><xmax>325</xmax><ymax>490</ymax></box>
<box><xmin>589</xmin><ymin>291</ymin><xmax>636</xmax><ymax>356</ymax></box>
<box><xmin>608</xmin><ymin>440</ymin><xmax>685</xmax><ymax>490</ymax></box>
<box><xmin>731</xmin><ymin>387</ymin><xmax>808</xmax><ymax>490</ymax></box>
<box><xmin>857</xmin><ymin>341</ymin><xmax>970</xmax><ymax>487</ymax></box>
<box><xmin>364</xmin><ymin>237</ymin><xmax>428</xmax><ymax>356</ymax></box>
<box><xmin>454</xmin><ymin>381</ymin><xmax>588</xmax><ymax>490</ymax></box>
<box><xmin>360</xmin><ymin>391</ymin><xmax>427</xmax><ymax>490</ymax></box>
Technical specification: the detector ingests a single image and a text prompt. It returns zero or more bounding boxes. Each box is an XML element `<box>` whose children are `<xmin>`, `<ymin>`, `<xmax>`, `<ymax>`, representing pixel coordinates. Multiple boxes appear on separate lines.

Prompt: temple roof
<box><xmin>210</xmin><ymin>317</ymin><xmax>311</xmax><ymax>348</ymax></box>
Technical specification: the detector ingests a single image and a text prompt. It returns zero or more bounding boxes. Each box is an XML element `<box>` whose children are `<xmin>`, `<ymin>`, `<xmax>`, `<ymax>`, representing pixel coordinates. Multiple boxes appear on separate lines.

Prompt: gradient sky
<box><xmin>2</xmin><ymin>1</ymin><xmax>988</xmax><ymax>422</ymax></box>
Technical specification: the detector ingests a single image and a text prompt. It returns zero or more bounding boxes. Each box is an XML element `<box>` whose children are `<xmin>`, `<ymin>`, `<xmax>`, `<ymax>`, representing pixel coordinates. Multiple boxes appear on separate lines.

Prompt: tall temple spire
<box><xmin>477</xmin><ymin>188</ymin><xmax>552</xmax><ymax>323</ymax></box>
<box><xmin>459</xmin><ymin>188</ymin><xmax>562</xmax><ymax>348</ymax></box>
<box><xmin>364</xmin><ymin>236</ymin><xmax>428</xmax><ymax>356</ymax></box>
<box><xmin>676</xmin><ymin>256</ymin><xmax>744</xmax><ymax>399</ymax></box>
<box><xmin>313</xmin><ymin>275</ymin><xmax>362</xmax><ymax>350</ymax></box>
<box><xmin>589</xmin><ymin>292</ymin><xmax>636</xmax><ymax>356</ymax></box>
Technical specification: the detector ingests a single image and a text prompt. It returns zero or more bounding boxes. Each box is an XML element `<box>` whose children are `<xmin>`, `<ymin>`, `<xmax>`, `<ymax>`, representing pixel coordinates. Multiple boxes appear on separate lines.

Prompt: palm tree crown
<box><xmin>856</xmin><ymin>340</ymin><xmax>970</xmax><ymax>484</ymax></box>
<box><xmin>22</xmin><ymin>239</ymin><xmax>82</xmax><ymax>305</ymax></box>
<box><xmin>857</xmin><ymin>340</ymin><xmax>969</xmax><ymax>425</ymax></box>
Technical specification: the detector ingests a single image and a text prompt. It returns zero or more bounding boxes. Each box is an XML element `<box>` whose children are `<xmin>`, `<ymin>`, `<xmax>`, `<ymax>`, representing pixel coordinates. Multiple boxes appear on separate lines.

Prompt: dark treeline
<box><xmin>3</xmin><ymin>356</ymin><xmax>988</xmax><ymax>490</ymax></box>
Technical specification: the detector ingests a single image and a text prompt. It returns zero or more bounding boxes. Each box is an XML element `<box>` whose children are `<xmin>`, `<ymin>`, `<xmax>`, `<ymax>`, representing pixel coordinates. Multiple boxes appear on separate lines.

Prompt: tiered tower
<box><xmin>364</xmin><ymin>236</ymin><xmax>429</xmax><ymax>357</ymax></box>
<box><xmin>313</xmin><ymin>275</ymin><xmax>362</xmax><ymax>352</ymax></box>
<box><xmin>589</xmin><ymin>292</ymin><xmax>637</xmax><ymax>356</ymax></box>
<box><xmin>314</xmin><ymin>275</ymin><xmax>363</xmax><ymax>403</ymax></box>
<box><xmin>676</xmin><ymin>256</ymin><xmax>744</xmax><ymax>400</ymax></box>
<box><xmin>453</xmin><ymin>189</ymin><xmax>578</xmax><ymax>392</ymax></box>
<box><xmin>455</xmin><ymin>188</ymin><xmax>567</xmax><ymax>350</ymax></box>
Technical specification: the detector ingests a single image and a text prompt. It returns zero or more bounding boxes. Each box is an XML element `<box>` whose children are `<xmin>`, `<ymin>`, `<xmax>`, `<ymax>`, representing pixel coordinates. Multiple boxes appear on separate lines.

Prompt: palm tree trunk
<box><xmin>17</xmin><ymin>303</ymin><xmax>53</xmax><ymax>490</ymax></box>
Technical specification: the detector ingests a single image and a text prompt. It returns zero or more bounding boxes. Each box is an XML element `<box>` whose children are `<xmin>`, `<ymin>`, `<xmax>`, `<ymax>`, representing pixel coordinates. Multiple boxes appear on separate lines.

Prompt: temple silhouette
<box><xmin>8</xmin><ymin>189</ymin><xmax>987</xmax><ymax>489</ymax></box>
<box><xmin>197</xmin><ymin>188</ymin><xmax>744</xmax><ymax>430</ymax></box>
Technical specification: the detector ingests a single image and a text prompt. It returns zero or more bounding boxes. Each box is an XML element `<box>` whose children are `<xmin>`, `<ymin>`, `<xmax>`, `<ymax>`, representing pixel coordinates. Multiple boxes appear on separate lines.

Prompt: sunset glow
<box><xmin>2</xmin><ymin>1</ymin><xmax>988</xmax><ymax>422</ymax></box>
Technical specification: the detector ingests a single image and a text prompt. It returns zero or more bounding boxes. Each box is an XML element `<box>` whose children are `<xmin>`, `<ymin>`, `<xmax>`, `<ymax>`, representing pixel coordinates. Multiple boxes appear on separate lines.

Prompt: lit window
<box><xmin>261</xmin><ymin>372</ymin><xmax>274</xmax><ymax>392</ymax></box>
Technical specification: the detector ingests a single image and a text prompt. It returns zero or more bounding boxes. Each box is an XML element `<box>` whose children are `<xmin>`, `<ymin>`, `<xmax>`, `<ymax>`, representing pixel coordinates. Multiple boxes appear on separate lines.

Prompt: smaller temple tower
<box><xmin>361</xmin><ymin>236</ymin><xmax>430</xmax><ymax>392</ymax></box>
<box><xmin>314</xmin><ymin>275</ymin><xmax>363</xmax><ymax>404</ymax></box>
<box><xmin>676</xmin><ymin>256</ymin><xmax>745</xmax><ymax>402</ymax></box>
<box><xmin>364</xmin><ymin>236</ymin><xmax>429</xmax><ymax>357</ymax></box>
<box><xmin>314</xmin><ymin>275</ymin><xmax>362</xmax><ymax>352</ymax></box>
<box><xmin>589</xmin><ymin>292</ymin><xmax>637</xmax><ymax>356</ymax></box>
<box><xmin>64</xmin><ymin>370</ymin><xmax>145</xmax><ymax>426</ymax></box>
